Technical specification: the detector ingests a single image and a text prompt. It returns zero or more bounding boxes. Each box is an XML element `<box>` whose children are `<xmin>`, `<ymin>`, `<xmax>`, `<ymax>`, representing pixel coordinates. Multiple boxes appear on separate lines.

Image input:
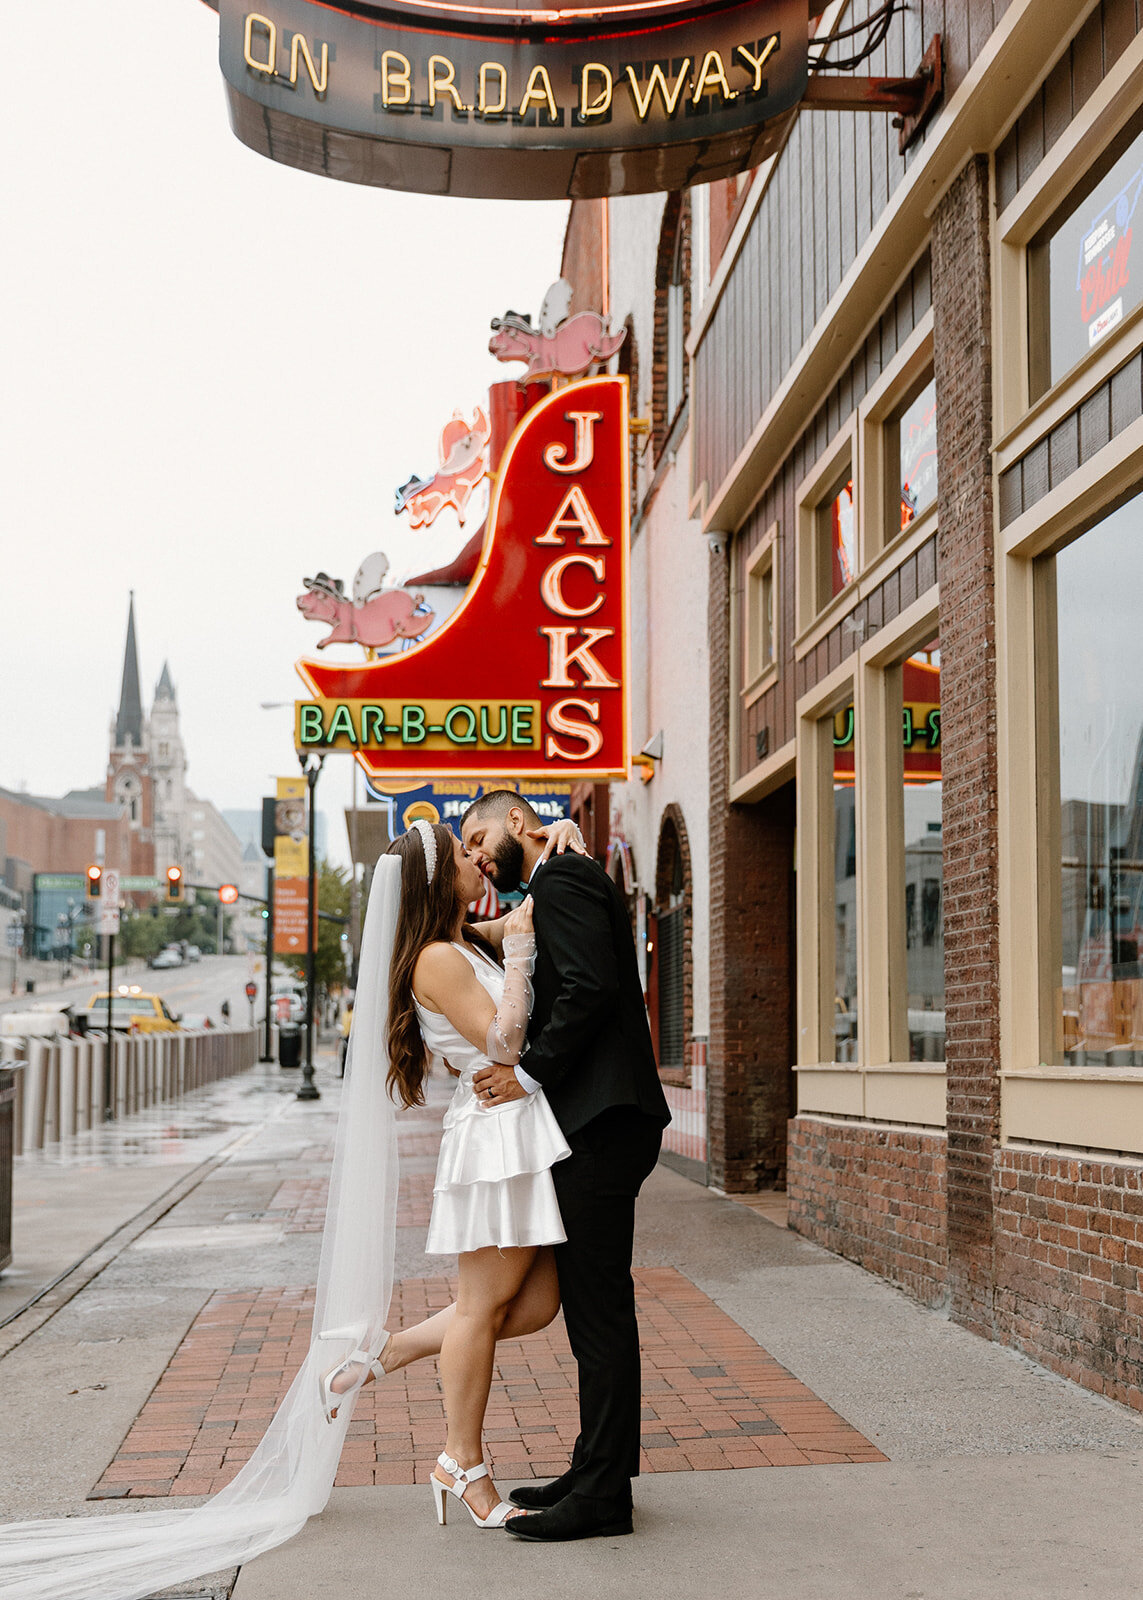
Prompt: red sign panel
<box><xmin>297</xmin><ymin>376</ymin><xmax>629</xmax><ymax>783</ymax></box>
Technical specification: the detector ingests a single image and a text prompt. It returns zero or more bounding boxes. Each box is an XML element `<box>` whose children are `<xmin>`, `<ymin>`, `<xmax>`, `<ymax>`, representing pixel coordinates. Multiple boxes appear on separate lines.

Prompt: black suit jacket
<box><xmin>521</xmin><ymin>853</ymin><xmax>670</xmax><ymax>1136</ymax></box>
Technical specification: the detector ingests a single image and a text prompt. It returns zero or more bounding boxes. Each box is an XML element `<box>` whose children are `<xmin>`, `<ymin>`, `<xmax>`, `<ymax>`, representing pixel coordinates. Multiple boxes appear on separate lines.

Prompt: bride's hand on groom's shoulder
<box><xmin>531</xmin><ymin>819</ymin><xmax>588</xmax><ymax>863</ymax></box>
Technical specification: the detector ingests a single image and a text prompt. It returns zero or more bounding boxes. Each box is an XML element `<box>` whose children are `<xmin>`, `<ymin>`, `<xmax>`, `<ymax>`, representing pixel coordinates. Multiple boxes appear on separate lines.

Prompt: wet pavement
<box><xmin>1</xmin><ymin>1050</ymin><xmax>1141</xmax><ymax>1598</ymax></box>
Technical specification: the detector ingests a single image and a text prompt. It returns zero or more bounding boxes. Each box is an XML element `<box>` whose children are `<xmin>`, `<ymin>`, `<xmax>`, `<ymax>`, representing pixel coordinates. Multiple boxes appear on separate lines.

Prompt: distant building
<box><xmin>103</xmin><ymin>595</ymin><xmax>241</xmax><ymax>896</ymax></box>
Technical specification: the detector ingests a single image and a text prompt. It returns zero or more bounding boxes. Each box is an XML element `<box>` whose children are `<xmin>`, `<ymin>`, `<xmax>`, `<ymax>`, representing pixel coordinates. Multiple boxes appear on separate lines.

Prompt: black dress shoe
<box><xmin>508</xmin><ymin>1468</ymin><xmax>577</xmax><ymax>1509</ymax></box>
<box><xmin>506</xmin><ymin>1492</ymin><xmax>633</xmax><ymax>1542</ymax></box>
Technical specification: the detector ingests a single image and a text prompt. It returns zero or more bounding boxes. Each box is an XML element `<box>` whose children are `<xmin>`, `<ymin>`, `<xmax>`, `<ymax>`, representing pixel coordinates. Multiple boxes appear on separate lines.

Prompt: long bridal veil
<box><xmin>0</xmin><ymin>856</ymin><xmax>403</xmax><ymax>1600</ymax></box>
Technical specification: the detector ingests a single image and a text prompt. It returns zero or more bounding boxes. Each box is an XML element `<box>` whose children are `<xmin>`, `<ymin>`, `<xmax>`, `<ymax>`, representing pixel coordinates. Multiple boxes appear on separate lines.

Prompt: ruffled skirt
<box><xmin>425</xmin><ymin>1079</ymin><xmax>571</xmax><ymax>1255</ymax></box>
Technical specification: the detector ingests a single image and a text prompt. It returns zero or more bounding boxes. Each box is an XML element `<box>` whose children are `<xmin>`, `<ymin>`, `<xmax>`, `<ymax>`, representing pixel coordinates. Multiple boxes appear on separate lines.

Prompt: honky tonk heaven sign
<box><xmin>295</xmin><ymin>376</ymin><xmax>630</xmax><ymax>782</ymax></box>
<box><xmin>213</xmin><ymin>1</ymin><xmax>808</xmax><ymax>199</ymax></box>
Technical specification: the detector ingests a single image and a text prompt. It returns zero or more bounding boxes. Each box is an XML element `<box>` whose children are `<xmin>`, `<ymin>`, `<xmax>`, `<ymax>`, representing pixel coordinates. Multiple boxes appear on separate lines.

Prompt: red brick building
<box><xmin>561</xmin><ymin>0</ymin><xmax>1143</xmax><ymax>1414</ymax></box>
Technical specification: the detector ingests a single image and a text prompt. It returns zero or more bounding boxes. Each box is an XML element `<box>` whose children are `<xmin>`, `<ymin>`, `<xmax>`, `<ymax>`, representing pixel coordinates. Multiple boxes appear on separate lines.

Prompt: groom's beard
<box><xmin>487</xmin><ymin>832</ymin><xmax>525</xmax><ymax>891</ymax></box>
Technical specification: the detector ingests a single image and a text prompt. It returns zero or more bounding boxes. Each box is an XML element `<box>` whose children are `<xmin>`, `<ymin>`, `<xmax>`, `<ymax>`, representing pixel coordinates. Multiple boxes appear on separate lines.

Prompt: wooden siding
<box><xmin>734</xmin><ymin>260</ymin><xmax>933</xmax><ymax>779</ymax></box>
<box><xmin>998</xmin><ymin>346</ymin><xmax>1143</xmax><ymax>526</ymax></box>
<box><xmin>693</xmin><ymin>0</ymin><xmax>1013</xmax><ymax>505</ymax></box>
<box><xmin>995</xmin><ymin>0</ymin><xmax>1143</xmax><ymax>211</ymax></box>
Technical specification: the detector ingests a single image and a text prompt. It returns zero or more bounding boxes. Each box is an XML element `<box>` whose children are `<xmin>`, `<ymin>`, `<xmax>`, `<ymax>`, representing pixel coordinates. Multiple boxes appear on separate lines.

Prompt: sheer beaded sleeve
<box><xmin>484</xmin><ymin>933</ymin><xmax>536</xmax><ymax>1066</ymax></box>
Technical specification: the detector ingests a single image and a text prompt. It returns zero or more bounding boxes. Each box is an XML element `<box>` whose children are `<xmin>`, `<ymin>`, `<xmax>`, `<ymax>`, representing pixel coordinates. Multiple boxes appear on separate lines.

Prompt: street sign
<box><xmin>6</xmin><ymin>925</ymin><xmax>23</xmax><ymax>949</ymax></box>
<box><xmin>121</xmin><ymin>876</ymin><xmax>160</xmax><ymax>891</ymax></box>
<box><xmin>298</xmin><ymin>377</ymin><xmax>631</xmax><ymax>781</ymax></box>
<box><xmin>33</xmin><ymin>874</ymin><xmax>83</xmax><ymax>892</ymax></box>
<box><xmin>98</xmin><ymin>869</ymin><xmax>121</xmax><ymax>936</ymax></box>
<box><xmin>214</xmin><ymin>0</ymin><xmax>809</xmax><ymax>200</ymax></box>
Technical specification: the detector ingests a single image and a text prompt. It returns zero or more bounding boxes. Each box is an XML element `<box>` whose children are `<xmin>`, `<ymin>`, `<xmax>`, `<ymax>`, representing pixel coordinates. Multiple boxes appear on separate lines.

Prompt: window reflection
<box><xmin>897</xmin><ymin>379</ymin><xmax>938</xmax><ymax>531</ymax></box>
<box><xmin>830</xmin><ymin>479</ymin><xmax>856</xmax><ymax>596</ymax></box>
<box><xmin>901</xmin><ymin>644</ymin><xmax>944</xmax><ymax>1060</ymax></box>
<box><xmin>831</xmin><ymin>713</ymin><xmax>858</xmax><ymax>1060</ymax></box>
<box><xmin>818</xmin><ymin>473</ymin><xmax>855</xmax><ymax>609</ymax></box>
<box><xmin>1032</xmin><ymin>119</ymin><xmax>1143</xmax><ymax>392</ymax></box>
<box><xmin>1055</xmin><ymin>496</ymin><xmax>1143</xmax><ymax>1063</ymax></box>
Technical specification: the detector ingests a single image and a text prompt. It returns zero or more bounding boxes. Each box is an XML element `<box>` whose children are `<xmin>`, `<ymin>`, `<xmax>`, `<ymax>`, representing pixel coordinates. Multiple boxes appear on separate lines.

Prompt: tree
<box><xmin>280</xmin><ymin>861</ymin><xmax>350</xmax><ymax>996</ymax></box>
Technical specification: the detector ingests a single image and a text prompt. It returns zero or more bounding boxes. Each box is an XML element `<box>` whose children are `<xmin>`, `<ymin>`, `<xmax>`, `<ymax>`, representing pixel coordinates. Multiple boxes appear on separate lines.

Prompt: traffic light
<box><xmin>166</xmin><ymin>865</ymin><xmax>184</xmax><ymax>902</ymax></box>
<box><xmin>85</xmin><ymin>865</ymin><xmax>102</xmax><ymax>900</ymax></box>
<box><xmin>218</xmin><ymin>883</ymin><xmax>239</xmax><ymax>905</ymax></box>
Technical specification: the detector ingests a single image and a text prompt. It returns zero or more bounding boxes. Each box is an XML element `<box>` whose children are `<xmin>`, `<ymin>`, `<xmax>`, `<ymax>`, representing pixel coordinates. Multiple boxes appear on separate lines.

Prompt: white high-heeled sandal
<box><xmin>317</xmin><ymin>1325</ymin><xmax>393</xmax><ymax>1424</ymax></box>
<box><xmin>430</xmin><ymin>1453</ymin><xmax>520</xmax><ymax>1529</ymax></box>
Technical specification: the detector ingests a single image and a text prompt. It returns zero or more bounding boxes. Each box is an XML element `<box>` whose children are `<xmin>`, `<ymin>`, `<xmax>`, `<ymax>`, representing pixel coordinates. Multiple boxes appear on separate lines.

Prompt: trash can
<box><xmin>278</xmin><ymin>1023</ymin><xmax>302</xmax><ymax>1070</ymax></box>
<box><xmin>0</xmin><ymin>1063</ymin><xmax>15</xmax><ymax>1274</ymax></box>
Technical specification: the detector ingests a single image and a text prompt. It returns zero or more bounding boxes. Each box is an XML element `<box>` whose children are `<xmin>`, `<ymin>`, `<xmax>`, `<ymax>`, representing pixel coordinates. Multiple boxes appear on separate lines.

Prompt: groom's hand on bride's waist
<box><xmin>472</xmin><ymin>1063</ymin><xmax>528</xmax><ymax>1107</ymax></box>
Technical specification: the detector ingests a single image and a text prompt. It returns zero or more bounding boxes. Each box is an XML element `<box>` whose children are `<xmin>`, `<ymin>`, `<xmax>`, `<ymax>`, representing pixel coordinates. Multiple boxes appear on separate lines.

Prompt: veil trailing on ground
<box><xmin>0</xmin><ymin>857</ymin><xmax>403</xmax><ymax>1600</ymax></box>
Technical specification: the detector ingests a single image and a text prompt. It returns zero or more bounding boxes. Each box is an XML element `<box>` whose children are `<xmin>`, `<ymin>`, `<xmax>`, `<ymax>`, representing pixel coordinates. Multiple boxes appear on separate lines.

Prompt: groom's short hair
<box><xmin>462</xmin><ymin>789</ymin><xmax>542</xmax><ymax>830</ymax></box>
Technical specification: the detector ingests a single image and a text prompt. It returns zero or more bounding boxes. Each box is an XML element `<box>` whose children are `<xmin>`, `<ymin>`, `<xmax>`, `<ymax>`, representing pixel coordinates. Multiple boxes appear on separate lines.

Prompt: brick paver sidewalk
<box><xmin>88</xmin><ymin>1088</ymin><xmax>885</xmax><ymax>1498</ymax></box>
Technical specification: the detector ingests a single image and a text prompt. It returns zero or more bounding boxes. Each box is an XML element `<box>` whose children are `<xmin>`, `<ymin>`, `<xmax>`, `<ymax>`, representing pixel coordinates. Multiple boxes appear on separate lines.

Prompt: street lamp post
<box><xmin>261</xmin><ymin>856</ymin><xmax>275</xmax><ymax>1063</ymax></box>
<box><xmin>298</xmin><ymin>750</ymin><xmax>325</xmax><ymax>1101</ymax></box>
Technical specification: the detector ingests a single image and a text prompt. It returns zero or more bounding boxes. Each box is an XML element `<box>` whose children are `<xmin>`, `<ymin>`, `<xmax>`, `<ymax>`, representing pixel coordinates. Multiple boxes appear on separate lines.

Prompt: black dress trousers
<box><xmin>550</xmin><ymin>1105</ymin><xmax>663</xmax><ymax>1506</ymax></box>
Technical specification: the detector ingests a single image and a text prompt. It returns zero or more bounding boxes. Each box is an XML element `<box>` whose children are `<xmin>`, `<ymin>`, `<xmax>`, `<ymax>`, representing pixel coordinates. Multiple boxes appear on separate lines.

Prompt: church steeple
<box><xmin>155</xmin><ymin>660</ymin><xmax>176</xmax><ymax>701</ymax></box>
<box><xmin>114</xmin><ymin>593</ymin><xmax>144</xmax><ymax>750</ymax></box>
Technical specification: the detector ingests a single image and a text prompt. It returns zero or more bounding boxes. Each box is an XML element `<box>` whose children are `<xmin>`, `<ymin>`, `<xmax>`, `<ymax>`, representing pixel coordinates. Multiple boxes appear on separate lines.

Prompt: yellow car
<box><xmin>84</xmin><ymin>986</ymin><xmax>181</xmax><ymax>1034</ymax></box>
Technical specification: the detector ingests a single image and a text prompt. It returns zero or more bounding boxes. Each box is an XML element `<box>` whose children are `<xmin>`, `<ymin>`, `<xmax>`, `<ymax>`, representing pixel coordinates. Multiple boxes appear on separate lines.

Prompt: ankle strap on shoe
<box><xmin>437</xmin><ymin>1452</ymin><xmax>489</xmax><ymax>1486</ymax></box>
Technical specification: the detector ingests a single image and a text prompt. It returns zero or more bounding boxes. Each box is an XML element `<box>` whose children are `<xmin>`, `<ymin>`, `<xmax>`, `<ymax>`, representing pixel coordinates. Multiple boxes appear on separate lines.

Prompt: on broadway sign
<box><xmin>296</xmin><ymin>375</ymin><xmax>629</xmax><ymax>780</ymax></box>
<box><xmin>211</xmin><ymin>1</ymin><xmax>808</xmax><ymax>198</ymax></box>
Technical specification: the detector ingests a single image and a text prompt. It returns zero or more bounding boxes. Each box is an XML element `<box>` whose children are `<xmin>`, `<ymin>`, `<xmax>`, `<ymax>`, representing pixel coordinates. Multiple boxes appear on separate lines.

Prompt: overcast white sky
<box><xmin>1</xmin><ymin>1</ymin><xmax>567</xmax><ymax>862</ymax></box>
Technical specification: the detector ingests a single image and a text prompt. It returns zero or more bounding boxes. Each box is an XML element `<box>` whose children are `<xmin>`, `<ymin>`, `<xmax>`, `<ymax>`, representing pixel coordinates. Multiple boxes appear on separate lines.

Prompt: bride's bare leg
<box><xmin>435</xmin><ymin>1245</ymin><xmax>536</xmax><ymax>1520</ymax></box>
<box><xmin>383</xmin><ymin>1246</ymin><xmax>560</xmax><ymax>1373</ymax></box>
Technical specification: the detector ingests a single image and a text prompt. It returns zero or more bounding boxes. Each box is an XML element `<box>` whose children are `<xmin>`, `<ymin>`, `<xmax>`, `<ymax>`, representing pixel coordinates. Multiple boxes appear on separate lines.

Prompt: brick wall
<box><xmin>788</xmin><ymin>1118</ymin><xmax>949</xmax><ymax>1309</ymax></box>
<box><xmin>708</xmin><ymin>539</ymin><xmax>795</xmax><ymax>1190</ymax></box>
<box><xmin>994</xmin><ymin>1147</ymin><xmax>1143</xmax><ymax>1413</ymax></box>
<box><xmin>651</xmin><ymin>192</ymin><xmax>690</xmax><ymax>462</ymax></box>
<box><xmin>0</xmin><ymin>791</ymin><xmax>134</xmax><ymax>879</ymax></box>
<box><xmin>931</xmin><ymin>155</ymin><xmax>1001</xmax><ymax>1337</ymax></box>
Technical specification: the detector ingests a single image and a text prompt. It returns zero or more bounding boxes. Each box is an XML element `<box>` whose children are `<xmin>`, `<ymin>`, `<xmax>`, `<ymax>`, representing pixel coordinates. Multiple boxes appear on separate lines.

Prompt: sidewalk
<box><xmin>1</xmin><ymin>1055</ymin><xmax>1140</xmax><ymax>1599</ymax></box>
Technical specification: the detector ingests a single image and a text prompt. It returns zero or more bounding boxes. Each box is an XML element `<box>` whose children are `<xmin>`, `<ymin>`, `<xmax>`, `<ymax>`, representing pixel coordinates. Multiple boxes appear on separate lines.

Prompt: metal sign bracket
<box><xmin>801</xmin><ymin>33</ymin><xmax>943</xmax><ymax>154</ymax></box>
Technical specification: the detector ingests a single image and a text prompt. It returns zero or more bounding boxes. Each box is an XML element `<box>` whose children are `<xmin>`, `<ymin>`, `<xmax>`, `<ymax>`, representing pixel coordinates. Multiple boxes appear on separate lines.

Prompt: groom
<box><xmin>462</xmin><ymin>791</ymin><xmax>669</xmax><ymax>1542</ymax></box>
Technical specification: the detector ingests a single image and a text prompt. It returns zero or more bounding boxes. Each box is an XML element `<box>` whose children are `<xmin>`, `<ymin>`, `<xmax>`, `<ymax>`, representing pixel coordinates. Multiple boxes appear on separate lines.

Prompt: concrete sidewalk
<box><xmin>0</xmin><ymin>1055</ymin><xmax>1140</xmax><ymax>1599</ymax></box>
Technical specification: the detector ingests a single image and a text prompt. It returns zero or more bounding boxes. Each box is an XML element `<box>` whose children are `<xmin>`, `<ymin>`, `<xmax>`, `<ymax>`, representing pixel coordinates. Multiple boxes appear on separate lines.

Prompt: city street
<box><xmin>1</xmin><ymin>1055</ymin><xmax>1140</xmax><ymax>1600</ymax></box>
<box><xmin>1</xmin><ymin>955</ymin><xmax>266</xmax><ymax>1031</ymax></box>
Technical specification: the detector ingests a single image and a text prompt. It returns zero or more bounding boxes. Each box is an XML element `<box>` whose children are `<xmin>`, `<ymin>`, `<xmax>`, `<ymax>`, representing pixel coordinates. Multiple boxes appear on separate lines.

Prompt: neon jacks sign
<box><xmin>295</xmin><ymin>376</ymin><xmax>630</xmax><ymax>780</ymax></box>
<box><xmin>213</xmin><ymin>1</ymin><xmax>808</xmax><ymax>199</ymax></box>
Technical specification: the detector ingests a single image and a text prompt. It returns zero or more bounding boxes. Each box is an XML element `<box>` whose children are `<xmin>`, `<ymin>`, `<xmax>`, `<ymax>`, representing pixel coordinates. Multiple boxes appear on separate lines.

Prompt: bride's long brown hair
<box><xmin>385</xmin><ymin>824</ymin><xmax>479</xmax><ymax>1108</ymax></box>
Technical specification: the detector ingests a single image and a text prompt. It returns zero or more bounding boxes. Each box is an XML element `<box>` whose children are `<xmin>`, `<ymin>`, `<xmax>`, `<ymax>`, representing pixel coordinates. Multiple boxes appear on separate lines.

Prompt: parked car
<box><xmin>81</xmin><ymin>988</ymin><xmax>181</xmax><ymax>1033</ymax></box>
<box><xmin>150</xmin><ymin>948</ymin><xmax>182</xmax><ymax>970</ymax></box>
<box><xmin>185</xmin><ymin>945</ymin><xmax>202</xmax><ymax>963</ymax></box>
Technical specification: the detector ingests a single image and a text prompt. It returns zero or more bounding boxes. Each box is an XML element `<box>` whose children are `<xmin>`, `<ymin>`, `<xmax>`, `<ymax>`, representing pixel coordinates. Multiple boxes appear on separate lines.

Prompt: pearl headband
<box><xmin>410</xmin><ymin>819</ymin><xmax>437</xmax><ymax>885</ymax></box>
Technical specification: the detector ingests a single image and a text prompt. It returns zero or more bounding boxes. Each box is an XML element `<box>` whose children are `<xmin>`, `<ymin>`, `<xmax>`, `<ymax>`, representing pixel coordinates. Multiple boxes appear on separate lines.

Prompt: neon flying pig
<box><xmin>297</xmin><ymin>570</ymin><xmax>434</xmax><ymax>651</ymax></box>
<box><xmin>489</xmin><ymin>277</ymin><xmax>627</xmax><ymax>382</ymax></box>
<box><xmin>395</xmin><ymin>407</ymin><xmax>491</xmax><ymax>530</ymax></box>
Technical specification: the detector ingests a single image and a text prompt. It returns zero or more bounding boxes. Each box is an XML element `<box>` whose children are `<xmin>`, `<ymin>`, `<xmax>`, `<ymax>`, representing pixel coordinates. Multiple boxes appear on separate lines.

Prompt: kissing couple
<box><xmin>0</xmin><ymin>791</ymin><xmax>668</xmax><ymax>1599</ymax></box>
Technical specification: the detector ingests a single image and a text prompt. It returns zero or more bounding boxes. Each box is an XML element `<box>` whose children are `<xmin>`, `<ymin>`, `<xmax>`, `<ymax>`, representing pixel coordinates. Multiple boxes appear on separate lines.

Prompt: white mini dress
<box><xmin>416</xmin><ymin>941</ymin><xmax>571</xmax><ymax>1256</ymax></box>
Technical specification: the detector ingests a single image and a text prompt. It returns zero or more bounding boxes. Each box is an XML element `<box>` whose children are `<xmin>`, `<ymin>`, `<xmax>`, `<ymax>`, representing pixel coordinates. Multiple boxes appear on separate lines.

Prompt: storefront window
<box><xmin>831</xmin><ymin>711</ymin><xmax>858</xmax><ymax>1060</ymax></box>
<box><xmin>818</xmin><ymin>472</ymin><xmax>856</xmax><ymax>608</ymax></box>
<box><xmin>893</xmin><ymin>378</ymin><xmax>938</xmax><ymax>532</ymax></box>
<box><xmin>1031</xmin><ymin>117</ymin><xmax>1143</xmax><ymax>393</ymax></box>
<box><xmin>901</xmin><ymin>644</ymin><xmax>944</xmax><ymax>1060</ymax></box>
<box><xmin>1053</xmin><ymin>494</ymin><xmax>1143</xmax><ymax>1064</ymax></box>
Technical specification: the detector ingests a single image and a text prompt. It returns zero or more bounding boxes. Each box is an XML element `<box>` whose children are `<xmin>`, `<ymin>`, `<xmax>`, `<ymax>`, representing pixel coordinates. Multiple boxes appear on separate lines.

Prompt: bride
<box><xmin>0</xmin><ymin>817</ymin><xmax>582</xmax><ymax>1597</ymax></box>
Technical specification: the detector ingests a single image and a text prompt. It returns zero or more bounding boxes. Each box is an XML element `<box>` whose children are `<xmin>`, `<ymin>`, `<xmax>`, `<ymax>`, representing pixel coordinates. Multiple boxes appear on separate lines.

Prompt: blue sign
<box><xmin>364</xmin><ymin>779</ymin><xmax>570</xmax><ymax>838</ymax></box>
